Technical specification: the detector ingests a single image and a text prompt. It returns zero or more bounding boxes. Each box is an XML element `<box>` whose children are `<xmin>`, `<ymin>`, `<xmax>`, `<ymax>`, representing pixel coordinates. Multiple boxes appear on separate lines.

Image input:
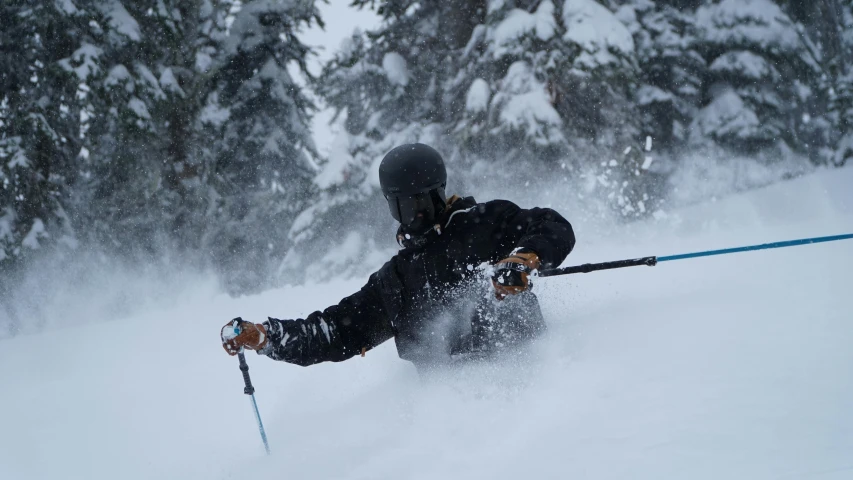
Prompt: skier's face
<box><xmin>385</xmin><ymin>192</ymin><xmax>436</xmax><ymax>231</ymax></box>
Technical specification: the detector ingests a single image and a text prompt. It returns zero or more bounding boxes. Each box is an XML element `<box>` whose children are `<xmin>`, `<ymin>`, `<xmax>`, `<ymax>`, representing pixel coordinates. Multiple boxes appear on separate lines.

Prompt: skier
<box><xmin>221</xmin><ymin>143</ymin><xmax>575</xmax><ymax>370</ymax></box>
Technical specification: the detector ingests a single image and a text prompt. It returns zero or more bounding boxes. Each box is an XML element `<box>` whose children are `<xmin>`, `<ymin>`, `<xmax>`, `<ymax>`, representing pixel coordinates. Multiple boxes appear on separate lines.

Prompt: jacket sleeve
<box><xmin>495</xmin><ymin>201</ymin><xmax>576</xmax><ymax>269</ymax></box>
<box><xmin>258</xmin><ymin>271</ymin><xmax>395</xmax><ymax>367</ymax></box>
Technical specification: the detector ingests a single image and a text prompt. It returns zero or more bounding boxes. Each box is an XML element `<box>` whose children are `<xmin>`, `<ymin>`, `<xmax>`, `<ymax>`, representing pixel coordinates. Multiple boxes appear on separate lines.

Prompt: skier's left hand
<box><xmin>492</xmin><ymin>251</ymin><xmax>540</xmax><ymax>300</ymax></box>
<box><xmin>221</xmin><ymin>318</ymin><xmax>268</xmax><ymax>355</ymax></box>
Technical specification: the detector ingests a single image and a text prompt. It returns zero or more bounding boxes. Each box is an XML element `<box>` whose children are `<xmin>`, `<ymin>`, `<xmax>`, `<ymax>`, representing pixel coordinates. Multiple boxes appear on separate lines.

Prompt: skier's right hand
<box><xmin>221</xmin><ymin>317</ymin><xmax>268</xmax><ymax>356</ymax></box>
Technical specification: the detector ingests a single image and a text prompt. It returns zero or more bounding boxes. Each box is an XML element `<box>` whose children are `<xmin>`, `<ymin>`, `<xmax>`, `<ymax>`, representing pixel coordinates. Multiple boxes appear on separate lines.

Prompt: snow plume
<box><xmin>0</xmin><ymin>248</ymin><xmax>219</xmax><ymax>339</ymax></box>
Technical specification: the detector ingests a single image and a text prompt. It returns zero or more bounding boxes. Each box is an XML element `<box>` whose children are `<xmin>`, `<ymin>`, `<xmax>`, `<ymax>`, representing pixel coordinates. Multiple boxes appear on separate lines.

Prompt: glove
<box><xmin>492</xmin><ymin>251</ymin><xmax>541</xmax><ymax>300</ymax></box>
<box><xmin>221</xmin><ymin>317</ymin><xmax>268</xmax><ymax>356</ymax></box>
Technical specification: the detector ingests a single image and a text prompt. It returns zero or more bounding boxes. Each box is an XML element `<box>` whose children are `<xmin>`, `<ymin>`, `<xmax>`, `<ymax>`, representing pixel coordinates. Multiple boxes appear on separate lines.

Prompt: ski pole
<box><xmin>237</xmin><ymin>350</ymin><xmax>271</xmax><ymax>455</ymax></box>
<box><xmin>539</xmin><ymin>233</ymin><xmax>853</xmax><ymax>278</ymax></box>
<box><xmin>224</xmin><ymin>319</ymin><xmax>272</xmax><ymax>456</ymax></box>
<box><xmin>237</xmin><ymin>350</ymin><xmax>270</xmax><ymax>455</ymax></box>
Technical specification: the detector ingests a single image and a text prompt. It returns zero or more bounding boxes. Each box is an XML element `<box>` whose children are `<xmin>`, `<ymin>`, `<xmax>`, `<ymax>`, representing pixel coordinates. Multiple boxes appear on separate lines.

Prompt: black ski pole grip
<box><xmin>237</xmin><ymin>351</ymin><xmax>255</xmax><ymax>396</ymax></box>
<box><xmin>539</xmin><ymin>256</ymin><xmax>658</xmax><ymax>277</ymax></box>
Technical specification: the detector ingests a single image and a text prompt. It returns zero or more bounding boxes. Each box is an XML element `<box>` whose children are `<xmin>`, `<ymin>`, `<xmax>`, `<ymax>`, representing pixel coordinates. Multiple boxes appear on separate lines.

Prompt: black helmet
<box><xmin>379</xmin><ymin>143</ymin><xmax>448</xmax><ymax>231</ymax></box>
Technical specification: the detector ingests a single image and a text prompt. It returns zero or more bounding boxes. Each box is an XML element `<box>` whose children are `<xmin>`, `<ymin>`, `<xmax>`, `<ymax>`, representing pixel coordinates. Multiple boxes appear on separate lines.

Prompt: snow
<box><xmin>316</xmin><ymin>230</ymin><xmax>365</xmax><ymax>270</ymax></box>
<box><xmin>313</xmin><ymin>129</ymin><xmax>355</xmax><ymax>189</ymax></box>
<box><xmin>57</xmin><ymin>0</ymin><xmax>79</xmax><ymax>15</ymax></box>
<box><xmin>562</xmin><ymin>0</ymin><xmax>635</xmax><ymax>68</ymax></box>
<box><xmin>195</xmin><ymin>51</ymin><xmax>213</xmax><ymax>72</ymax></box>
<box><xmin>465</xmin><ymin>78</ymin><xmax>490</xmax><ymax>113</ymax></box>
<box><xmin>20</xmin><ymin>218</ymin><xmax>46</xmax><ymax>250</ymax></box>
<box><xmin>490</xmin><ymin>1</ymin><xmax>556</xmax><ymax>57</ymax></box>
<box><xmin>488</xmin><ymin>0</ymin><xmax>506</xmax><ymax>15</ymax></box>
<box><xmin>135</xmin><ymin>65</ymin><xmax>166</xmax><ymax>100</ymax></box>
<box><xmin>690</xmin><ymin>89</ymin><xmax>760</xmax><ymax>141</ymax></box>
<box><xmin>199</xmin><ymin>92</ymin><xmax>231</xmax><ymax>127</ymax></box>
<box><xmin>710</xmin><ymin>50</ymin><xmax>777</xmax><ymax>80</ymax></box>
<box><xmin>696</xmin><ymin>0</ymin><xmax>800</xmax><ymax>52</ymax></box>
<box><xmin>637</xmin><ymin>84</ymin><xmax>674</xmax><ymax>106</ymax></box>
<box><xmin>2</xmin><ymin>166</ymin><xmax>852</xmax><ymax>479</ymax></box>
<box><xmin>221</xmin><ymin>324</ymin><xmax>239</xmax><ymax>340</ymax></box>
<box><xmin>8</xmin><ymin>148</ymin><xmax>29</xmax><ymax>169</ymax></box>
<box><xmin>0</xmin><ymin>207</ymin><xmax>14</xmax><ymax>246</ymax></box>
<box><xmin>128</xmin><ymin>97</ymin><xmax>151</xmax><ymax>120</ymax></box>
<box><xmin>104</xmin><ymin>64</ymin><xmax>131</xmax><ymax>89</ymax></box>
<box><xmin>382</xmin><ymin>52</ymin><xmax>410</xmax><ymax>87</ymax></box>
<box><xmin>102</xmin><ymin>0</ymin><xmax>141</xmax><ymax>42</ymax></box>
<box><xmin>159</xmin><ymin>68</ymin><xmax>185</xmax><ymax>97</ymax></box>
<box><xmin>493</xmin><ymin>62</ymin><xmax>563</xmax><ymax>145</ymax></box>
<box><xmin>533</xmin><ymin>1</ymin><xmax>557</xmax><ymax>41</ymax></box>
<box><xmin>836</xmin><ymin>133</ymin><xmax>853</xmax><ymax>165</ymax></box>
<box><xmin>58</xmin><ymin>44</ymin><xmax>103</xmax><ymax>81</ymax></box>
<box><xmin>224</xmin><ymin>3</ymin><xmax>266</xmax><ymax>54</ymax></box>
<box><xmin>296</xmin><ymin>1</ymin><xmax>381</xmax><ymax>156</ymax></box>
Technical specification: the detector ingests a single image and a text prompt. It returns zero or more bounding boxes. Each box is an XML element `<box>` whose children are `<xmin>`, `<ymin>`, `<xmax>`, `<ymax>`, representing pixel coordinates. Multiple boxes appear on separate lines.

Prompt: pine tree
<box><xmin>831</xmin><ymin>3</ymin><xmax>853</xmax><ymax>166</ymax></box>
<box><xmin>690</xmin><ymin>0</ymin><xmax>821</xmax><ymax>159</ymax></box>
<box><xmin>82</xmin><ymin>0</ymin><xmax>233</xmax><ymax>257</ymax></box>
<box><xmin>202</xmin><ymin>0</ymin><xmax>322</xmax><ymax>292</ymax></box>
<box><xmin>75</xmin><ymin>0</ymin><xmax>321</xmax><ymax>293</ymax></box>
<box><xmin>0</xmin><ymin>0</ymin><xmax>108</xmax><ymax>334</ymax></box>
<box><xmin>296</xmin><ymin>0</ymin><xmax>487</xmax><ymax>281</ymax></box>
<box><xmin>459</xmin><ymin>0</ymin><xmax>640</xmax><ymax>167</ymax></box>
<box><xmin>781</xmin><ymin>0</ymin><xmax>853</xmax><ymax>166</ymax></box>
<box><xmin>303</xmin><ymin>0</ymin><xmax>647</xmax><ymax>266</ymax></box>
<box><xmin>0</xmin><ymin>1</ymin><xmax>102</xmax><ymax>269</ymax></box>
<box><xmin>617</xmin><ymin>0</ymin><xmax>703</xmax><ymax>150</ymax></box>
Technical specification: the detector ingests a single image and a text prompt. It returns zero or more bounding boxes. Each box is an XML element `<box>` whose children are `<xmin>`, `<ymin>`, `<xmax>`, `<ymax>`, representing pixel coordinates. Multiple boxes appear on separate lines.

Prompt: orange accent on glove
<box><xmin>221</xmin><ymin>320</ymin><xmax>268</xmax><ymax>356</ymax></box>
<box><xmin>492</xmin><ymin>251</ymin><xmax>541</xmax><ymax>300</ymax></box>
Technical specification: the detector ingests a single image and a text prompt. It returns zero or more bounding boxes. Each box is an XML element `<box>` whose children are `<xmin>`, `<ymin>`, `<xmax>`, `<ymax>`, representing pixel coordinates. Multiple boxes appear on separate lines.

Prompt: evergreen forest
<box><xmin>1</xmin><ymin>0</ymin><xmax>851</xmax><ymax>301</ymax></box>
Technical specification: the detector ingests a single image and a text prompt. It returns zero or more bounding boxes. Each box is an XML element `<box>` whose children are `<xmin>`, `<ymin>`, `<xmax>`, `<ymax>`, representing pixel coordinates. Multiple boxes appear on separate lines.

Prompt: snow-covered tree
<box><xmin>781</xmin><ymin>0</ymin><xmax>853</xmax><ymax>166</ymax></box>
<box><xmin>201</xmin><ymin>0</ymin><xmax>322</xmax><ymax>292</ymax></box>
<box><xmin>0</xmin><ymin>1</ymin><xmax>103</xmax><ymax>270</ymax></box>
<box><xmin>458</xmin><ymin>0</ymin><xmax>640</xmax><ymax>167</ymax></box>
<box><xmin>4</xmin><ymin>0</ymin><xmax>850</xmax><ymax>294</ymax></box>
<box><xmin>294</xmin><ymin>0</ymin><xmax>653</xmax><ymax>277</ymax></box>
<box><xmin>295</xmin><ymin>0</ymin><xmax>485</xmax><ymax>281</ymax></box>
<box><xmin>458</xmin><ymin>0</ymin><xmax>652</xmax><ymax>219</ymax></box>
<box><xmin>616</xmin><ymin>0</ymin><xmax>703</xmax><ymax>149</ymax></box>
<box><xmin>690</xmin><ymin>0</ymin><xmax>822</xmax><ymax>159</ymax></box>
<box><xmin>71</xmin><ymin>0</ymin><xmax>321</xmax><ymax>293</ymax></box>
<box><xmin>81</xmin><ymin>0</ymin><xmax>232</xmax><ymax>257</ymax></box>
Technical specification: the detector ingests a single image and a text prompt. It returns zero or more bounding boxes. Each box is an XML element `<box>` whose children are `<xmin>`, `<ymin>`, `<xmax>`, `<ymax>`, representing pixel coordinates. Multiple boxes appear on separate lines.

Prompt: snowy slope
<box><xmin>1</xmin><ymin>166</ymin><xmax>852</xmax><ymax>480</ymax></box>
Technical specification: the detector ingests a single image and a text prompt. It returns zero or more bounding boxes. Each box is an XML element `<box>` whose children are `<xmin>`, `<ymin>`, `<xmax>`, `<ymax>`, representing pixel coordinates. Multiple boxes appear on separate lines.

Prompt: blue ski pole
<box><xmin>233</xmin><ymin>331</ymin><xmax>271</xmax><ymax>455</ymax></box>
<box><xmin>539</xmin><ymin>233</ymin><xmax>853</xmax><ymax>277</ymax></box>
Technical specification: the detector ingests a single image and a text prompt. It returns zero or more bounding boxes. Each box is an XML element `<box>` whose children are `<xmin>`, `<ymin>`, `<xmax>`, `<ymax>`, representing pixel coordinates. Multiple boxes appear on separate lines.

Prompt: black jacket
<box><xmin>260</xmin><ymin>197</ymin><xmax>575</xmax><ymax>368</ymax></box>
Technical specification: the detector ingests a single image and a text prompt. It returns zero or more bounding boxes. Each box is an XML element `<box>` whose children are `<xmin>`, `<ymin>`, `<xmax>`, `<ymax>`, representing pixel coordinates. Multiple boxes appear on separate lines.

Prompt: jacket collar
<box><xmin>396</xmin><ymin>195</ymin><xmax>476</xmax><ymax>249</ymax></box>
